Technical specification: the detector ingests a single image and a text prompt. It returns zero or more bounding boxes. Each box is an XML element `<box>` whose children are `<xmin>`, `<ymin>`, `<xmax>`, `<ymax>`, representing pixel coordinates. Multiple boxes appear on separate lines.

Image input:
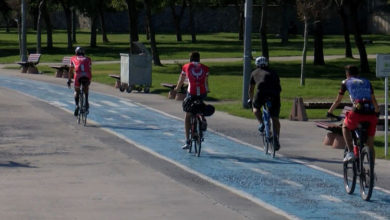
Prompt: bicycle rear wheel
<box><xmin>82</xmin><ymin>93</ymin><xmax>87</xmax><ymax>126</ymax></box>
<box><xmin>359</xmin><ymin>146</ymin><xmax>374</xmax><ymax>201</ymax></box>
<box><xmin>77</xmin><ymin>93</ymin><xmax>83</xmax><ymax>124</ymax></box>
<box><xmin>269</xmin><ymin>119</ymin><xmax>276</xmax><ymax>158</ymax></box>
<box><xmin>196</xmin><ymin>118</ymin><xmax>202</xmax><ymax>157</ymax></box>
<box><xmin>343</xmin><ymin>148</ymin><xmax>357</xmax><ymax>194</ymax></box>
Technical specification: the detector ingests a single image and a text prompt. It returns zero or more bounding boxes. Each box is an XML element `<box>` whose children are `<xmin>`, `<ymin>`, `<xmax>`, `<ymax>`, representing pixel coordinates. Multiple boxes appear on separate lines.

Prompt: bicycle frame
<box><xmin>188</xmin><ymin>100</ymin><xmax>205</xmax><ymax>157</ymax></box>
<box><xmin>262</xmin><ymin>100</ymin><xmax>277</xmax><ymax>157</ymax></box>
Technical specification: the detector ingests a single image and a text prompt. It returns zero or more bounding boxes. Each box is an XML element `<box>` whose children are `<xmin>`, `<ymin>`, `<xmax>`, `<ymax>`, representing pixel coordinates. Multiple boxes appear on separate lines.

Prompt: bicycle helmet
<box><xmin>255</xmin><ymin>56</ymin><xmax>268</xmax><ymax>68</ymax></box>
<box><xmin>75</xmin><ymin>46</ymin><xmax>85</xmax><ymax>56</ymax></box>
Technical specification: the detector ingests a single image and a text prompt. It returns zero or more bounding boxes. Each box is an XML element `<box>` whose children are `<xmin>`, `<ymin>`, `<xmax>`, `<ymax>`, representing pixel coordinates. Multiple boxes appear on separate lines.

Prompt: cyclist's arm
<box><xmin>371</xmin><ymin>94</ymin><xmax>380</xmax><ymax>113</ymax></box>
<box><xmin>248</xmin><ymin>82</ymin><xmax>255</xmax><ymax>101</ymax></box>
<box><xmin>174</xmin><ymin>74</ymin><xmax>186</xmax><ymax>92</ymax></box>
<box><xmin>328</xmin><ymin>93</ymin><xmax>343</xmax><ymax>114</ymax></box>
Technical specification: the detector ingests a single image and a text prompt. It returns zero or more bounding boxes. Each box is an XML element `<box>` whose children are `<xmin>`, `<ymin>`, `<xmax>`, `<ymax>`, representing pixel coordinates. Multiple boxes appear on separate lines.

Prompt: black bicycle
<box><xmin>327</xmin><ymin>113</ymin><xmax>375</xmax><ymax>201</ymax></box>
<box><xmin>77</xmin><ymin>78</ymin><xmax>89</xmax><ymax>126</ymax></box>
<box><xmin>261</xmin><ymin>100</ymin><xmax>277</xmax><ymax>158</ymax></box>
<box><xmin>188</xmin><ymin>100</ymin><xmax>206</xmax><ymax>157</ymax></box>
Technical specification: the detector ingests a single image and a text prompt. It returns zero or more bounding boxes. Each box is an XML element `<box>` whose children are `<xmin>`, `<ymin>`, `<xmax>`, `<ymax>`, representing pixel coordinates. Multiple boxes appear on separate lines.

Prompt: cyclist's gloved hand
<box><xmin>67</xmin><ymin>79</ymin><xmax>72</xmax><ymax>88</ymax></box>
<box><xmin>376</xmin><ymin>112</ymin><xmax>380</xmax><ymax>118</ymax></box>
<box><xmin>247</xmin><ymin>99</ymin><xmax>253</xmax><ymax>108</ymax></box>
<box><xmin>326</xmin><ymin>112</ymin><xmax>332</xmax><ymax>118</ymax></box>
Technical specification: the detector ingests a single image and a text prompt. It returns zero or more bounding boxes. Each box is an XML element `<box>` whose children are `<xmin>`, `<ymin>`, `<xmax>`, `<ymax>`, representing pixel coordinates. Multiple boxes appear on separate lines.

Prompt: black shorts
<box><xmin>253</xmin><ymin>93</ymin><xmax>280</xmax><ymax>117</ymax></box>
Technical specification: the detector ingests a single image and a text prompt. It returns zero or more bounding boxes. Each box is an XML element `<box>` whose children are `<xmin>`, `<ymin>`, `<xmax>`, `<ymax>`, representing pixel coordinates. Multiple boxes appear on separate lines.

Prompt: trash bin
<box><xmin>119</xmin><ymin>42</ymin><xmax>152</xmax><ymax>93</ymax></box>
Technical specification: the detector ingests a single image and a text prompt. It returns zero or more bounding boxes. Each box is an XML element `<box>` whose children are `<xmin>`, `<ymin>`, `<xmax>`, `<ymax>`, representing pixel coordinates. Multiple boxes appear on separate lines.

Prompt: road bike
<box><xmin>261</xmin><ymin>99</ymin><xmax>278</xmax><ymax>158</ymax></box>
<box><xmin>187</xmin><ymin>99</ymin><xmax>207</xmax><ymax>157</ymax></box>
<box><xmin>77</xmin><ymin>78</ymin><xmax>89</xmax><ymax>126</ymax></box>
<box><xmin>327</xmin><ymin>113</ymin><xmax>375</xmax><ymax>201</ymax></box>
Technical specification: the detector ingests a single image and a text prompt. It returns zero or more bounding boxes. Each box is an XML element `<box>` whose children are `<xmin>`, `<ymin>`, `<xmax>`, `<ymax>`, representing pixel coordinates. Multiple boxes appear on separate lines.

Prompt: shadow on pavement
<box><xmin>0</xmin><ymin>161</ymin><xmax>36</xmax><ymax>168</ymax></box>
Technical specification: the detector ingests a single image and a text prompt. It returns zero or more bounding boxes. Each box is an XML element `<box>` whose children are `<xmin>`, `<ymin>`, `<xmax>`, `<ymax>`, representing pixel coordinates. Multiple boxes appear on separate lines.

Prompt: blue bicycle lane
<box><xmin>1</xmin><ymin>75</ymin><xmax>390</xmax><ymax>220</ymax></box>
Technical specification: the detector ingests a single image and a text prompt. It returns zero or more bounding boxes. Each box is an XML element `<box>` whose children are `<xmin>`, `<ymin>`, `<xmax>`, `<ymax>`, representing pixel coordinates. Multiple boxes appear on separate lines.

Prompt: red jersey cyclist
<box><xmin>67</xmin><ymin>47</ymin><xmax>92</xmax><ymax>116</ymax></box>
<box><xmin>174</xmin><ymin>51</ymin><xmax>209</xmax><ymax>149</ymax></box>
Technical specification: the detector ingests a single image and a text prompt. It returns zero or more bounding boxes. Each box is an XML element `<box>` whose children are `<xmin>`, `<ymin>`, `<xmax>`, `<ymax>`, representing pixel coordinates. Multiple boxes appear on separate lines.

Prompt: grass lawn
<box><xmin>2</xmin><ymin>29</ymin><xmax>389</xmax><ymax>159</ymax></box>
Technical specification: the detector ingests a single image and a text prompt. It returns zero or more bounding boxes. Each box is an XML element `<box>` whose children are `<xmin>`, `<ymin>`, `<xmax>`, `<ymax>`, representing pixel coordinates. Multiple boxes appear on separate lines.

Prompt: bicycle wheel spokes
<box><xmin>360</xmin><ymin>147</ymin><xmax>374</xmax><ymax>201</ymax></box>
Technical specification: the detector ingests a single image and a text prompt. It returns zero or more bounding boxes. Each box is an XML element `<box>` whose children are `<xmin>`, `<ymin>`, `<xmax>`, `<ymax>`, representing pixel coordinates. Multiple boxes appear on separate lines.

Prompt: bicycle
<box><xmin>187</xmin><ymin>99</ymin><xmax>207</xmax><ymax>157</ymax></box>
<box><xmin>68</xmin><ymin>78</ymin><xmax>89</xmax><ymax>126</ymax></box>
<box><xmin>327</xmin><ymin>112</ymin><xmax>375</xmax><ymax>201</ymax></box>
<box><xmin>261</xmin><ymin>99</ymin><xmax>278</xmax><ymax>158</ymax></box>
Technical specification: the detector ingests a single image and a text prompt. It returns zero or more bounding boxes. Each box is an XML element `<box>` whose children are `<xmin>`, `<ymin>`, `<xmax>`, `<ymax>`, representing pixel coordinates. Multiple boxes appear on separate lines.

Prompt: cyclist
<box><xmin>67</xmin><ymin>46</ymin><xmax>92</xmax><ymax>116</ymax></box>
<box><xmin>327</xmin><ymin>65</ymin><xmax>379</xmax><ymax>162</ymax></box>
<box><xmin>247</xmin><ymin>56</ymin><xmax>282</xmax><ymax>150</ymax></box>
<box><xmin>174</xmin><ymin>51</ymin><xmax>209</xmax><ymax>150</ymax></box>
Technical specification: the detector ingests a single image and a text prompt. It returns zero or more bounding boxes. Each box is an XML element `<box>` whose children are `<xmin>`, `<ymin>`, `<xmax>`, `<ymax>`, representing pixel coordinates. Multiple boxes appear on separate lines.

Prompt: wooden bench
<box><xmin>109</xmin><ymin>74</ymin><xmax>121</xmax><ymax>89</ymax></box>
<box><xmin>17</xmin><ymin>53</ymin><xmax>41</xmax><ymax>74</ymax></box>
<box><xmin>161</xmin><ymin>83</ymin><xmax>188</xmax><ymax>100</ymax></box>
<box><xmin>51</xmin><ymin>56</ymin><xmax>71</xmax><ymax>78</ymax></box>
<box><xmin>315</xmin><ymin>106</ymin><xmax>352</xmax><ymax>149</ymax></box>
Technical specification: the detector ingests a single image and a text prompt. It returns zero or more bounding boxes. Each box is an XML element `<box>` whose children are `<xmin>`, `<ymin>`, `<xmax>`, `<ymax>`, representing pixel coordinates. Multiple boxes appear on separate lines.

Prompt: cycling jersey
<box><xmin>339</xmin><ymin>77</ymin><xmax>375</xmax><ymax>114</ymax></box>
<box><xmin>70</xmin><ymin>55</ymin><xmax>92</xmax><ymax>88</ymax></box>
<box><xmin>181</xmin><ymin>62</ymin><xmax>209</xmax><ymax>96</ymax></box>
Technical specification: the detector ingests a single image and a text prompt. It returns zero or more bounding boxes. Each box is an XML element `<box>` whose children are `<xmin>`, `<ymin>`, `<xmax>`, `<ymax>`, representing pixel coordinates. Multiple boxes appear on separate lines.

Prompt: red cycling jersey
<box><xmin>181</xmin><ymin>62</ymin><xmax>209</xmax><ymax>96</ymax></box>
<box><xmin>70</xmin><ymin>55</ymin><xmax>92</xmax><ymax>87</ymax></box>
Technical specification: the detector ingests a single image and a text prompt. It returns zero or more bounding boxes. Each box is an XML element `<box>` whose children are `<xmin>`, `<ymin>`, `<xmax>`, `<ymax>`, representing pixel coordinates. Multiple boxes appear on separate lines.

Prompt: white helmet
<box><xmin>75</xmin><ymin>46</ymin><xmax>85</xmax><ymax>55</ymax></box>
<box><xmin>255</xmin><ymin>56</ymin><xmax>268</xmax><ymax>67</ymax></box>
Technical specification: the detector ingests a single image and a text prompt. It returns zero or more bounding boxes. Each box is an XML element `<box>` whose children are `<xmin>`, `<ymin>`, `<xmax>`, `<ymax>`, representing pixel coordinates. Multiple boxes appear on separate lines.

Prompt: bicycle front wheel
<box><xmin>77</xmin><ymin>93</ymin><xmax>83</xmax><ymax>124</ymax></box>
<box><xmin>343</xmin><ymin>149</ymin><xmax>357</xmax><ymax>194</ymax></box>
<box><xmin>82</xmin><ymin>93</ymin><xmax>87</xmax><ymax>126</ymax></box>
<box><xmin>359</xmin><ymin>146</ymin><xmax>375</xmax><ymax>201</ymax></box>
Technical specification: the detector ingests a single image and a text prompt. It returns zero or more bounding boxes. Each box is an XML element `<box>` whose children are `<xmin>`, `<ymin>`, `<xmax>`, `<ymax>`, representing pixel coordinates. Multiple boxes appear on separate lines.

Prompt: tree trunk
<box><xmin>280</xmin><ymin>1</ymin><xmax>289</xmax><ymax>44</ymax></box>
<box><xmin>234</xmin><ymin>0</ymin><xmax>245</xmax><ymax>41</ymax></box>
<box><xmin>188</xmin><ymin>0</ymin><xmax>196</xmax><ymax>43</ymax></box>
<box><xmin>338</xmin><ymin>6</ymin><xmax>353</xmax><ymax>58</ymax></box>
<box><xmin>313</xmin><ymin>20</ymin><xmax>325</xmax><ymax>65</ymax></box>
<box><xmin>36</xmin><ymin>0</ymin><xmax>45</xmax><ymax>54</ymax></box>
<box><xmin>71</xmin><ymin>9</ymin><xmax>77</xmax><ymax>43</ymax></box>
<box><xmin>145</xmin><ymin>16</ymin><xmax>150</xmax><ymax>40</ymax></box>
<box><xmin>90</xmin><ymin>15</ymin><xmax>98</xmax><ymax>47</ymax></box>
<box><xmin>301</xmin><ymin>16</ymin><xmax>308</xmax><ymax>86</ymax></box>
<box><xmin>170</xmin><ymin>0</ymin><xmax>186</xmax><ymax>42</ymax></box>
<box><xmin>350</xmin><ymin>3</ymin><xmax>369</xmax><ymax>72</ymax></box>
<box><xmin>60</xmin><ymin>1</ymin><xmax>72</xmax><ymax>49</ymax></box>
<box><xmin>98</xmin><ymin>7</ymin><xmax>109</xmax><ymax>43</ymax></box>
<box><xmin>126</xmin><ymin>0</ymin><xmax>139</xmax><ymax>53</ymax></box>
<box><xmin>42</xmin><ymin>2</ymin><xmax>52</xmax><ymax>49</ymax></box>
<box><xmin>144</xmin><ymin>0</ymin><xmax>161</xmax><ymax>66</ymax></box>
<box><xmin>260</xmin><ymin>0</ymin><xmax>269</xmax><ymax>59</ymax></box>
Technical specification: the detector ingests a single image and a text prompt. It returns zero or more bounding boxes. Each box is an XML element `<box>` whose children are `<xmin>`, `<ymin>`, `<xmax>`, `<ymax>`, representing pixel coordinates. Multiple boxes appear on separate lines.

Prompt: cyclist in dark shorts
<box><xmin>327</xmin><ymin>65</ymin><xmax>379</xmax><ymax>162</ymax></box>
<box><xmin>248</xmin><ymin>56</ymin><xmax>282</xmax><ymax>149</ymax></box>
<box><xmin>174</xmin><ymin>51</ymin><xmax>209</xmax><ymax>149</ymax></box>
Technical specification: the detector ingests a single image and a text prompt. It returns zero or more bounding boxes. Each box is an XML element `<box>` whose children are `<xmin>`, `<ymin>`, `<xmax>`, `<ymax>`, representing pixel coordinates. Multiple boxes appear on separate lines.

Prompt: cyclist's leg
<box><xmin>253</xmin><ymin>93</ymin><xmax>264</xmax><ymax>131</ymax></box>
<box><xmin>366</xmin><ymin>114</ymin><xmax>378</xmax><ymax>163</ymax></box>
<box><xmin>270</xmin><ymin>96</ymin><xmax>281</xmax><ymax>136</ymax></box>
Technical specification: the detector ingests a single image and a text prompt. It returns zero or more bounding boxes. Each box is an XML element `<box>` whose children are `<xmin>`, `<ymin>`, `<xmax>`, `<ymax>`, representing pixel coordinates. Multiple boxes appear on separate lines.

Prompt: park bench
<box><xmin>161</xmin><ymin>83</ymin><xmax>188</xmax><ymax>100</ymax></box>
<box><xmin>51</xmin><ymin>56</ymin><xmax>71</xmax><ymax>78</ymax></box>
<box><xmin>314</xmin><ymin>106</ymin><xmax>352</xmax><ymax>149</ymax></box>
<box><xmin>17</xmin><ymin>53</ymin><xmax>41</xmax><ymax>74</ymax></box>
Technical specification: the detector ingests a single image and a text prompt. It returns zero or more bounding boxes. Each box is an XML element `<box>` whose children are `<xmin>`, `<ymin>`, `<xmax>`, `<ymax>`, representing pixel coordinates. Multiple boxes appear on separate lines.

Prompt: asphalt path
<box><xmin>1</xmin><ymin>69</ymin><xmax>390</xmax><ymax>220</ymax></box>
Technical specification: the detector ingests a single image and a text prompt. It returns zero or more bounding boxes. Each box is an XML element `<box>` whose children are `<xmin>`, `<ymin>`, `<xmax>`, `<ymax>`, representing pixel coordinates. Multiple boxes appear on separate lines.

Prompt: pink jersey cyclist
<box><xmin>70</xmin><ymin>55</ymin><xmax>92</xmax><ymax>88</ymax></box>
<box><xmin>181</xmin><ymin>62</ymin><xmax>209</xmax><ymax>96</ymax></box>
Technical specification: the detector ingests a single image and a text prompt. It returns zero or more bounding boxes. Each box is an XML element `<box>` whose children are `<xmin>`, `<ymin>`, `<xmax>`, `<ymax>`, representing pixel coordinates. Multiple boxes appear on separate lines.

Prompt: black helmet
<box><xmin>75</xmin><ymin>46</ymin><xmax>85</xmax><ymax>55</ymax></box>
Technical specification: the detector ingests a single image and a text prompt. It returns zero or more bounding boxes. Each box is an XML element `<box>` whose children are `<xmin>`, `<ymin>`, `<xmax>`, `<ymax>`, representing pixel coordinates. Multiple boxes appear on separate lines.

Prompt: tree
<box><xmin>334</xmin><ymin>0</ymin><xmax>353</xmax><ymax>58</ymax></box>
<box><xmin>169</xmin><ymin>0</ymin><xmax>187</xmax><ymax>42</ymax></box>
<box><xmin>188</xmin><ymin>0</ymin><xmax>196</xmax><ymax>43</ymax></box>
<box><xmin>36</xmin><ymin>0</ymin><xmax>45</xmax><ymax>53</ymax></box>
<box><xmin>59</xmin><ymin>0</ymin><xmax>73</xmax><ymax>49</ymax></box>
<box><xmin>126</xmin><ymin>0</ymin><xmax>139</xmax><ymax>52</ymax></box>
<box><xmin>144</xmin><ymin>0</ymin><xmax>162</xmax><ymax>65</ymax></box>
<box><xmin>42</xmin><ymin>0</ymin><xmax>53</xmax><ymax>49</ymax></box>
<box><xmin>259</xmin><ymin>0</ymin><xmax>269</xmax><ymax>59</ymax></box>
<box><xmin>348</xmin><ymin>0</ymin><xmax>369</xmax><ymax>72</ymax></box>
<box><xmin>0</xmin><ymin>0</ymin><xmax>12</xmax><ymax>32</ymax></box>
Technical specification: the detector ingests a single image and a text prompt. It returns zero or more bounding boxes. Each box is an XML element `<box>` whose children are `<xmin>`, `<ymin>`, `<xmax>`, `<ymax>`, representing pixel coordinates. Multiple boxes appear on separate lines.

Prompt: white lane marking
<box><xmin>281</xmin><ymin>179</ymin><xmax>303</xmax><ymax>188</ymax></box>
<box><xmin>360</xmin><ymin>211</ymin><xmax>387</xmax><ymax>220</ymax></box>
<box><xmin>251</xmin><ymin>167</ymin><xmax>271</xmax><ymax>176</ymax></box>
<box><xmin>319</xmin><ymin>195</ymin><xmax>342</xmax><ymax>203</ymax></box>
<box><xmin>100</xmin><ymin>100</ymin><xmax>119</xmax><ymax>107</ymax></box>
<box><xmin>121</xmin><ymin>115</ymin><xmax>131</xmax><ymax>119</ymax></box>
<box><xmin>49</xmin><ymin>101</ymin><xmax>68</xmax><ymax>108</ymax></box>
<box><xmin>147</xmin><ymin>125</ymin><xmax>159</xmax><ymax>129</ymax></box>
<box><xmin>163</xmin><ymin>132</ymin><xmax>174</xmax><ymax>137</ymax></box>
<box><xmin>107</xmin><ymin>109</ymin><xmax>118</xmax><ymax>114</ymax></box>
<box><xmin>104</xmin><ymin>118</ymin><xmax>114</xmax><ymax>121</ymax></box>
<box><xmin>89</xmin><ymin>101</ymin><xmax>102</xmax><ymax>107</ymax></box>
<box><xmin>119</xmin><ymin>100</ymin><xmax>136</xmax><ymax>107</ymax></box>
<box><xmin>134</xmin><ymin>120</ymin><xmax>144</xmax><ymax>124</ymax></box>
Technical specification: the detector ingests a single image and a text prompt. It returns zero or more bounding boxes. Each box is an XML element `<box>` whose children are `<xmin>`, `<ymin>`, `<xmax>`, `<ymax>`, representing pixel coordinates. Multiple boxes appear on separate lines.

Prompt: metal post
<box><xmin>385</xmin><ymin>76</ymin><xmax>388</xmax><ymax>157</ymax></box>
<box><xmin>21</xmin><ymin>0</ymin><xmax>27</xmax><ymax>62</ymax></box>
<box><xmin>242</xmin><ymin>0</ymin><xmax>253</xmax><ymax>108</ymax></box>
